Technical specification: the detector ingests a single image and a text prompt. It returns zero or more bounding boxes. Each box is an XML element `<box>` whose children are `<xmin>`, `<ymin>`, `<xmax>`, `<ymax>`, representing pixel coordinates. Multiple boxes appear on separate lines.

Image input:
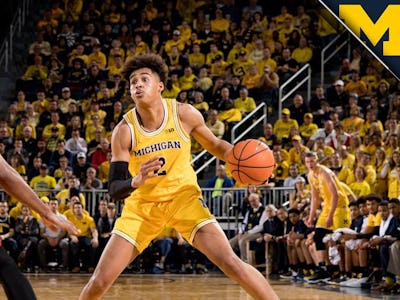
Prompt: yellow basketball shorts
<box><xmin>112</xmin><ymin>187</ymin><xmax>216</xmax><ymax>253</ymax></box>
<box><xmin>316</xmin><ymin>206</ymin><xmax>351</xmax><ymax>230</ymax></box>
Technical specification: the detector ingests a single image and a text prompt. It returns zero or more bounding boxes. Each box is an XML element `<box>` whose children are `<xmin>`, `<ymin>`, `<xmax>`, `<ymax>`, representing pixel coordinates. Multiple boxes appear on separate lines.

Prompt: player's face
<box><xmin>305</xmin><ymin>157</ymin><xmax>317</xmax><ymax>171</ymax></box>
<box><xmin>129</xmin><ymin>68</ymin><xmax>163</xmax><ymax>103</ymax></box>
<box><xmin>366</xmin><ymin>200</ymin><xmax>378</xmax><ymax>214</ymax></box>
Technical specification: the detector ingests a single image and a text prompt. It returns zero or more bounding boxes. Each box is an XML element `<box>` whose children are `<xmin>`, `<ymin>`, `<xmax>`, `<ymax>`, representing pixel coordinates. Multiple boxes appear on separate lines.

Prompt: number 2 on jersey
<box><xmin>156</xmin><ymin>157</ymin><xmax>167</xmax><ymax>176</ymax></box>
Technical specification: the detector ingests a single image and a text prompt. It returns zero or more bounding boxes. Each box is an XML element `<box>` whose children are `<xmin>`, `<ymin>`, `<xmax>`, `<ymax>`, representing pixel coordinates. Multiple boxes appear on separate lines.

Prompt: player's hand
<box><xmin>132</xmin><ymin>157</ymin><xmax>163</xmax><ymax>187</ymax></box>
<box><xmin>42</xmin><ymin>212</ymin><xmax>80</xmax><ymax>235</ymax></box>
<box><xmin>305</xmin><ymin>217</ymin><xmax>314</xmax><ymax>228</ymax></box>
<box><xmin>325</xmin><ymin>216</ymin><xmax>333</xmax><ymax>228</ymax></box>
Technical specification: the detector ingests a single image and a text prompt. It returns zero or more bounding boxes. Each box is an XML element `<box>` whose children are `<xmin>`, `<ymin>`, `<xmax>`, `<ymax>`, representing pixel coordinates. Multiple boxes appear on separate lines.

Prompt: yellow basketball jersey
<box><xmin>123</xmin><ymin>98</ymin><xmax>200</xmax><ymax>202</ymax></box>
<box><xmin>310</xmin><ymin>165</ymin><xmax>349</xmax><ymax>210</ymax></box>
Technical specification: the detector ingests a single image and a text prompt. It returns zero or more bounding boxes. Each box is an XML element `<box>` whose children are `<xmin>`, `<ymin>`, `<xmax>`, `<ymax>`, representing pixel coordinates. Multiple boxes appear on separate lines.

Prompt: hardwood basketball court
<box><xmin>1</xmin><ymin>273</ymin><xmax>394</xmax><ymax>299</ymax></box>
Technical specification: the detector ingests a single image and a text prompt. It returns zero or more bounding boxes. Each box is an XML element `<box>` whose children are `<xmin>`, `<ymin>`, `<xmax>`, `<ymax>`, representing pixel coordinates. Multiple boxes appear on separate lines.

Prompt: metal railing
<box><xmin>231</xmin><ymin>102</ymin><xmax>267</xmax><ymax>144</ymax></box>
<box><xmin>0</xmin><ymin>0</ymin><xmax>32</xmax><ymax>72</ymax></box>
<box><xmin>320</xmin><ymin>31</ymin><xmax>351</xmax><ymax>87</ymax></box>
<box><xmin>278</xmin><ymin>63</ymin><xmax>312</xmax><ymax>117</ymax></box>
<box><xmin>0</xmin><ymin>186</ymin><xmax>294</xmax><ymax>222</ymax></box>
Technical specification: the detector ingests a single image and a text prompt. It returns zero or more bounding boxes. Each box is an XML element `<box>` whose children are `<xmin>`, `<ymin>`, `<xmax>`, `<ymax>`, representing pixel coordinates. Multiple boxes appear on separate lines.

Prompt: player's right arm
<box><xmin>108</xmin><ymin>120</ymin><xmax>162</xmax><ymax>200</ymax></box>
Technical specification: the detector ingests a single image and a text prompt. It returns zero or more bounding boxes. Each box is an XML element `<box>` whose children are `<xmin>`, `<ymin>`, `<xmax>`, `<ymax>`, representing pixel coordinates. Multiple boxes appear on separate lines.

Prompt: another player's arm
<box><xmin>0</xmin><ymin>155</ymin><xmax>79</xmax><ymax>235</ymax></box>
<box><xmin>179</xmin><ymin>103</ymin><xmax>233</xmax><ymax>161</ymax></box>
<box><xmin>108</xmin><ymin>120</ymin><xmax>162</xmax><ymax>200</ymax></box>
<box><xmin>307</xmin><ymin>172</ymin><xmax>320</xmax><ymax>226</ymax></box>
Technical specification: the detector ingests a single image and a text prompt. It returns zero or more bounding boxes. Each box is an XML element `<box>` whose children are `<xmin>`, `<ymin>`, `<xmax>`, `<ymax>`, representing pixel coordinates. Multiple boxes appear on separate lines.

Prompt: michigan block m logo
<box><xmin>339</xmin><ymin>5</ymin><xmax>400</xmax><ymax>56</ymax></box>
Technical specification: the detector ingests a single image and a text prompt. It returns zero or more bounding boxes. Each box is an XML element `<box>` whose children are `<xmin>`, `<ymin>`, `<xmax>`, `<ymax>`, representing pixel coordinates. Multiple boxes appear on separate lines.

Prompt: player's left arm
<box><xmin>322</xmin><ymin>170</ymin><xmax>339</xmax><ymax>219</ymax></box>
<box><xmin>179</xmin><ymin>103</ymin><xmax>233</xmax><ymax>161</ymax></box>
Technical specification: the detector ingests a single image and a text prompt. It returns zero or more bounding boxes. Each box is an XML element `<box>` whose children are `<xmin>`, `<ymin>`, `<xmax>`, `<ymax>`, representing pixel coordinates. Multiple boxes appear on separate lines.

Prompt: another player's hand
<box><xmin>132</xmin><ymin>156</ymin><xmax>164</xmax><ymax>187</ymax></box>
<box><xmin>42</xmin><ymin>212</ymin><xmax>80</xmax><ymax>235</ymax></box>
<box><xmin>325</xmin><ymin>216</ymin><xmax>333</xmax><ymax>228</ymax></box>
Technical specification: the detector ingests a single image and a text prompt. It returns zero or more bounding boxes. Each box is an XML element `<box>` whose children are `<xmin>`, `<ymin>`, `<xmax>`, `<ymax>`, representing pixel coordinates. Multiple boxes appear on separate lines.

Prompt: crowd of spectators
<box><xmin>1</xmin><ymin>0</ymin><xmax>400</xmax><ymax>291</ymax></box>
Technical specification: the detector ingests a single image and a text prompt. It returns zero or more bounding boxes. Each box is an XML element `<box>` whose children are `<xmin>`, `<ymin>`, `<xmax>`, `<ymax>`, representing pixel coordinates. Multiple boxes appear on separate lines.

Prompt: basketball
<box><xmin>226</xmin><ymin>139</ymin><xmax>276</xmax><ymax>185</ymax></box>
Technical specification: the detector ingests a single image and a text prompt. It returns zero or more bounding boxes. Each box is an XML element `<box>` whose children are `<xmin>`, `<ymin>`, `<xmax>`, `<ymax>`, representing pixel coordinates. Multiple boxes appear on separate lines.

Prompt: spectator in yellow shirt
<box><xmin>273</xmin><ymin>108</ymin><xmax>299</xmax><ymax>142</ymax></box>
<box><xmin>234</xmin><ymin>87</ymin><xmax>256</xmax><ymax>116</ymax></box>
<box><xmin>291</xmin><ymin>37</ymin><xmax>313</xmax><ymax>66</ymax></box>
<box><xmin>299</xmin><ymin>113</ymin><xmax>318</xmax><ymax>143</ymax></box>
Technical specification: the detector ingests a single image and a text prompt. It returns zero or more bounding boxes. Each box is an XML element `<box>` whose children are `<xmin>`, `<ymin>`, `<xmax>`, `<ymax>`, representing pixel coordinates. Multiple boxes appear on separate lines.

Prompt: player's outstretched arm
<box><xmin>179</xmin><ymin>103</ymin><xmax>233</xmax><ymax>161</ymax></box>
<box><xmin>0</xmin><ymin>155</ymin><xmax>79</xmax><ymax>235</ymax></box>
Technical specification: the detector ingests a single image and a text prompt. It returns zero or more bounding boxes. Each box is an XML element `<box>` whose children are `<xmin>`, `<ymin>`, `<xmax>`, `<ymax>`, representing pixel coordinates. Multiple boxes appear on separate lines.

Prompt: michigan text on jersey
<box><xmin>133</xmin><ymin>141</ymin><xmax>182</xmax><ymax>156</ymax></box>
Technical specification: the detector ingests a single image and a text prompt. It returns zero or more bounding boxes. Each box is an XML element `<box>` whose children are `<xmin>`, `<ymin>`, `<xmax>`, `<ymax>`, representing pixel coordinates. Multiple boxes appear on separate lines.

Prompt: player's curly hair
<box><xmin>121</xmin><ymin>54</ymin><xmax>167</xmax><ymax>85</ymax></box>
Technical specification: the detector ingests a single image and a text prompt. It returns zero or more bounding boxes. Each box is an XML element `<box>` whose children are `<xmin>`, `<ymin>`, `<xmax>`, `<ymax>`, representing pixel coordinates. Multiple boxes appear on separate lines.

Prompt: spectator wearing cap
<box><xmin>73</xmin><ymin>152</ymin><xmax>93</xmax><ymax>182</ymax></box>
<box><xmin>326</xmin><ymin>79</ymin><xmax>350</xmax><ymax>111</ymax></box>
<box><xmin>30</xmin><ymin>164</ymin><xmax>57</xmax><ymax>197</ymax></box>
<box><xmin>287</xmin><ymin>94</ymin><xmax>309</xmax><ymax>126</ymax></box>
<box><xmin>232</xmin><ymin>50</ymin><xmax>254</xmax><ymax>77</ymax></box>
<box><xmin>164</xmin><ymin>29</ymin><xmax>185</xmax><ymax>56</ymax></box>
<box><xmin>42</xmin><ymin>112</ymin><xmax>66</xmax><ymax>140</ymax></box>
<box><xmin>273</xmin><ymin>108</ymin><xmax>299</xmax><ymax>142</ymax></box>
<box><xmin>288</xmin><ymin>135</ymin><xmax>309</xmax><ymax>167</ymax></box>
<box><xmin>299</xmin><ymin>113</ymin><xmax>318</xmax><ymax>143</ymax></box>
<box><xmin>84</xmin><ymin>100</ymin><xmax>107</xmax><ymax>127</ymax></box>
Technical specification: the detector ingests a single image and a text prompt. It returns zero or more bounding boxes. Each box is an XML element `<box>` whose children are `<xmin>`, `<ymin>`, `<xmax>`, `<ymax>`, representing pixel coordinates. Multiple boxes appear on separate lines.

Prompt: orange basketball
<box><xmin>226</xmin><ymin>139</ymin><xmax>276</xmax><ymax>185</ymax></box>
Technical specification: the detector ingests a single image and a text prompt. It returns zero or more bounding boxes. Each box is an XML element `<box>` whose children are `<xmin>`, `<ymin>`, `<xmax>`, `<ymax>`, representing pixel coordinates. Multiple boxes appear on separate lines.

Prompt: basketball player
<box><xmin>79</xmin><ymin>54</ymin><xmax>278</xmax><ymax>300</ymax></box>
<box><xmin>0</xmin><ymin>154</ymin><xmax>78</xmax><ymax>299</ymax></box>
<box><xmin>304</xmin><ymin>151</ymin><xmax>351</xmax><ymax>283</ymax></box>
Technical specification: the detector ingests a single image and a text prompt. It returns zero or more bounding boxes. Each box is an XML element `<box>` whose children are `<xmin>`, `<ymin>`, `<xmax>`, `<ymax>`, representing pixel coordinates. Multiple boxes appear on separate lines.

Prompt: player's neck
<box><xmin>136</xmin><ymin>102</ymin><xmax>165</xmax><ymax>131</ymax></box>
